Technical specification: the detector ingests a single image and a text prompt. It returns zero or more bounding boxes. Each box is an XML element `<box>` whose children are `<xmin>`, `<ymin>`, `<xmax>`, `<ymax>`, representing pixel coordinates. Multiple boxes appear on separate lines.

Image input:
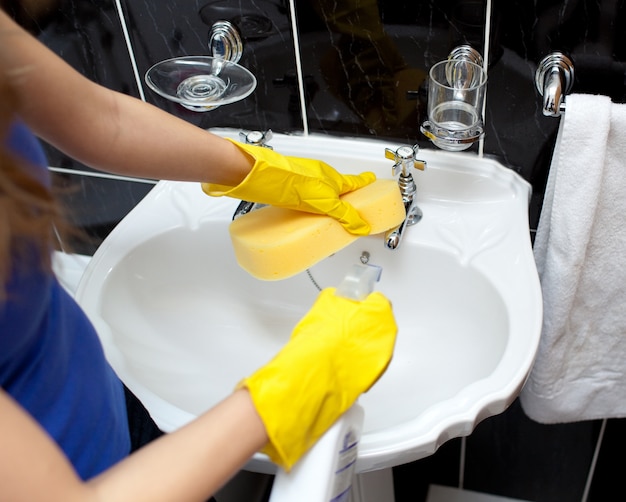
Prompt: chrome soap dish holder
<box><xmin>145</xmin><ymin>21</ymin><xmax>257</xmax><ymax>112</ymax></box>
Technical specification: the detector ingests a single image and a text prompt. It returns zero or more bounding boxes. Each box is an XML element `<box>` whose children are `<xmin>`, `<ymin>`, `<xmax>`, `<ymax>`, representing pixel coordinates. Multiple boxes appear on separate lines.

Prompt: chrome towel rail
<box><xmin>535</xmin><ymin>52</ymin><xmax>575</xmax><ymax>117</ymax></box>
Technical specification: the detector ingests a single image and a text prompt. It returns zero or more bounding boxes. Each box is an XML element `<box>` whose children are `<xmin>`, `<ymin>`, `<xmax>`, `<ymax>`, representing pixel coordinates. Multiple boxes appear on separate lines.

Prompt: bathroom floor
<box><xmin>426</xmin><ymin>485</ymin><xmax>532</xmax><ymax>502</ymax></box>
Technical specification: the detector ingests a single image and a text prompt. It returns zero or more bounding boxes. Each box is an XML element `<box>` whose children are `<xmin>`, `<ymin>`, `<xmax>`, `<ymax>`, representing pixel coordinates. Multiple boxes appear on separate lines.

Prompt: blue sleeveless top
<box><xmin>0</xmin><ymin>122</ymin><xmax>130</xmax><ymax>479</ymax></box>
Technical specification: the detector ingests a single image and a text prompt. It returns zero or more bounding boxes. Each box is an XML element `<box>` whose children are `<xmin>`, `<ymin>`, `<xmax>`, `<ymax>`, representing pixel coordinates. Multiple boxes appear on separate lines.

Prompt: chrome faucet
<box><xmin>383</xmin><ymin>145</ymin><xmax>426</xmax><ymax>250</ymax></box>
<box><xmin>534</xmin><ymin>52</ymin><xmax>574</xmax><ymax>117</ymax></box>
<box><xmin>232</xmin><ymin>130</ymin><xmax>273</xmax><ymax>220</ymax></box>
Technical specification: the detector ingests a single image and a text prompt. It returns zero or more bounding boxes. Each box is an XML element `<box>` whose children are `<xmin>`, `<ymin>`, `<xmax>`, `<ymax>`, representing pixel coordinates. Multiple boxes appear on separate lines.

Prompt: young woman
<box><xmin>0</xmin><ymin>7</ymin><xmax>397</xmax><ymax>501</ymax></box>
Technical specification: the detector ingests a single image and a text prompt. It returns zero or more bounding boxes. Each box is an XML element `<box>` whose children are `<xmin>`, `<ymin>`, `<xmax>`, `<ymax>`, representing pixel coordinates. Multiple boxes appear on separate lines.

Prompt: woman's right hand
<box><xmin>237</xmin><ymin>287</ymin><xmax>397</xmax><ymax>471</ymax></box>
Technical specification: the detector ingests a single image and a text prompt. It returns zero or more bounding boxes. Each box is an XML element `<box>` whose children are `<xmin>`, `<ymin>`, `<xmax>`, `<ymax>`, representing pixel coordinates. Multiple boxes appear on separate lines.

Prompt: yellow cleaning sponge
<box><xmin>229</xmin><ymin>179</ymin><xmax>406</xmax><ymax>280</ymax></box>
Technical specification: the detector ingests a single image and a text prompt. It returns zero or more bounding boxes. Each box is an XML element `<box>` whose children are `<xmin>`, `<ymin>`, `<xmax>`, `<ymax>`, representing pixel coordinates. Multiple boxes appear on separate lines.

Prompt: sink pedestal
<box><xmin>352</xmin><ymin>469</ymin><xmax>395</xmax><ymax>502</ymax></box>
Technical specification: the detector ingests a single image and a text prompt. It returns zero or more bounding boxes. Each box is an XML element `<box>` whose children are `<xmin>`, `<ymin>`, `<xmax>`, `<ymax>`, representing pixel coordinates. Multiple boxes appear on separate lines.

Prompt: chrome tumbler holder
<box><xmin>420</xmin><ymin>45</ymin><xmax>487</xmax><ymax>152</ymax></box>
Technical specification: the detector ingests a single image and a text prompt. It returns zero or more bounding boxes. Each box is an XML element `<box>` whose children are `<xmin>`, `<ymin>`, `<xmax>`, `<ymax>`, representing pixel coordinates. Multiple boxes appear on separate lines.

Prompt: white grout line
<box><xmin>459</xmin><ymin>436</ymin><xmax>467</xmax><ymax>489</ymax></box>
<box><xmin>53</xmin><ymin>224</ymin><xmax>66</xmax><ymax>254</ymax></box>
<box><xmin>114</xmin><ymin>0</ymin><xmax>147</xmax><ymax>102</ymax></box>
<box><xmin>478</xmin><ymin>0</ymin><xmax>492</xmax><ymax>158</ymax></box>
<box><xmin>581</xmin><ymin>418</ymin><xmax>607</xmax><ymax>502</ymax></box>
<box><xmin>49</xmin><ymin>166</ymin><xmax>157</xmax><ymax>185</ymax></box>
<box><xmin>482</xmin><ymin>0</ymin><xmax>492</xmax><ymax>80</ymax></box>
<box><xmin>288</xmin><ymin>0</ymin><xmax>309</xmax><ymax>136</ymax></box>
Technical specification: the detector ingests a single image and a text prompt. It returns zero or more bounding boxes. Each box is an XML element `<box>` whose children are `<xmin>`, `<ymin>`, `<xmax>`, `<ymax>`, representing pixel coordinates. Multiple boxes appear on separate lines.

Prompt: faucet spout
<box><xmin>385</xmin><ymin>191</ymin><xmax>422</xmax><ymax>249</ymax></box>
<box><xmin>232</xmin><ymin>130</ymin><xmax>273</xmax><ymax>220</ymax></box>
<box><xmin>534</xmin><ymin>53</ymin><xmax>574</xmax><ymax>118</ymax></box>
<box><xmin>383</xmin><ymin>145</ymin><xmax>426</xmax><ymax>250</ymax></box>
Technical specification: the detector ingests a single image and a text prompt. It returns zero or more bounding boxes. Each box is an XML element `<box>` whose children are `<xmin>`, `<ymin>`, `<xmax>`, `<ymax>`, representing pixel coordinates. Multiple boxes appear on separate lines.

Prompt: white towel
<box><xmin>520</xmin><ymin>94</ymin><xmax>626</xmax><ymax>423</ymax></box>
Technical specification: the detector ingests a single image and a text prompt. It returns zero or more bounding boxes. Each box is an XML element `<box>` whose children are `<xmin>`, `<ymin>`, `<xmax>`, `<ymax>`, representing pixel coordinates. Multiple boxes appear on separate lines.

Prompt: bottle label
<box><xmin>329</xmin><ymin>428</ymin><xmax>359</xmax><ymax>502</ymax></box>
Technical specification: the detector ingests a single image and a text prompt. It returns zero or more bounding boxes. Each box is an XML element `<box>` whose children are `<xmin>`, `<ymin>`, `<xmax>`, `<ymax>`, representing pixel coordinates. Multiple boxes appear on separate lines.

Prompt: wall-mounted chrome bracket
<box><xmin>209</xmin><ymin>20</ymin><xmax>243</xmax><ymax>64</ymax></box>
<box><xmin>535</xmin><ymin>52</ymin><xmax>574</xmax><ymax>117</ymax></box>
<box><xmin>448</xmin><ymin>45</ymin><xmax>483</xmax><ymax>64</ymax></box>
<box><xmin>444</xmin><ymin>45</ymin><xmax>484</xmax><ymax>95</ymax></box>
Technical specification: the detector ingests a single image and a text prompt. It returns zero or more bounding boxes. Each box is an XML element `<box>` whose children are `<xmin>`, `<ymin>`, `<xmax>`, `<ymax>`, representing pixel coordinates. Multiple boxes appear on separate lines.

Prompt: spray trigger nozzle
<box><xmin>335</xmin><ymin>264</ymin><xmax>382</xmax><ymax>301</ymax></box>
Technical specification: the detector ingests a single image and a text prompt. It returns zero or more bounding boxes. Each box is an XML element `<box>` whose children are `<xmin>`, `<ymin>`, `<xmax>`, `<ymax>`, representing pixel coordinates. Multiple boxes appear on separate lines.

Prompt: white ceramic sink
<box><xmin>76</xmin><ymin>131</ymin><xmax>542</xmax><ymax>474</ymax></box>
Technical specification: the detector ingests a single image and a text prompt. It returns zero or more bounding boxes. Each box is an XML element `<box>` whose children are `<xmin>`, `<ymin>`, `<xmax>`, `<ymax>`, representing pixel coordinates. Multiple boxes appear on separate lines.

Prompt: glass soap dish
<box><xmin>145</xmin><ymin>56</ymin><xmax>257</xmax><ymax>112</ymax></box>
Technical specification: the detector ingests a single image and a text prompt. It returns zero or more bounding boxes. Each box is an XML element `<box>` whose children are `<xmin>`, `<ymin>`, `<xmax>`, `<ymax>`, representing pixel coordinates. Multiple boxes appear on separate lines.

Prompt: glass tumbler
<box><xmin>422</xmin><ymin>59</ymin><xmax>487</xmax><ymax>151</ymax></box>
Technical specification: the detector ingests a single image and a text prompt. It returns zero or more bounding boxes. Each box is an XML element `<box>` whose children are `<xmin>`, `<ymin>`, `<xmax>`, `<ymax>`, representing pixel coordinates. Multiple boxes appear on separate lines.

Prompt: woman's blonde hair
<box><xmin>0</xmin><ymin>80</ymin><xmax>70</xmax><ymax>297</ymax></box>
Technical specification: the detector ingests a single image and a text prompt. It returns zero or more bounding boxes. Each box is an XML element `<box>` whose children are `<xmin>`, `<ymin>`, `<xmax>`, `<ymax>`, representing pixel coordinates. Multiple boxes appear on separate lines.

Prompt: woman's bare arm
<box><xmin>0</xmin><ymin>388</ymin><xmax>268</xmax><ymax>502</ymax></box>
<box><xmin>0</xmin><ymin>9</ymin><xmax>252</xmax><ymax>186</ymax></box>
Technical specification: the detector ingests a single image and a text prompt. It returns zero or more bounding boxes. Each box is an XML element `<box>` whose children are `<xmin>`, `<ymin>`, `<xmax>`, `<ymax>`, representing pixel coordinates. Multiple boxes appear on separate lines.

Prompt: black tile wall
<box><xmin>51</xmin><ymin>171</ymin><xmax>155</xmax><ymax>255</ymax></box>
<box><xmin>587</xmin><ymin>418</ymin><xmax>626</xmax><ymax>500</ymax></box>
<box><xmin>14</xmin><ymin>0</ymin><xmax>626</xmax><ymax>500</ymax></box>
<box><xmin>463</xmin><ymin>400</ymin><xmax>600</xmax><ymax>502</ymax></box>
<box><xmin>394</xmin><ymin>437</ymin><xmax>463</xmax><ymax>501</ymax></box>
<box><xmin>297</xmin><ymin>0</ymin><xmax>486</xmax><ymax>141</ymax></box>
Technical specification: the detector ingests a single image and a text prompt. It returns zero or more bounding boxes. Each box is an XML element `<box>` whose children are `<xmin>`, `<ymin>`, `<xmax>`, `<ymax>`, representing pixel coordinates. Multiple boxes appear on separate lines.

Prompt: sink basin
<box><xmin>76</xmin><ymin>131</ymin><xmax>542</xmax><ymax>474</ymax></box>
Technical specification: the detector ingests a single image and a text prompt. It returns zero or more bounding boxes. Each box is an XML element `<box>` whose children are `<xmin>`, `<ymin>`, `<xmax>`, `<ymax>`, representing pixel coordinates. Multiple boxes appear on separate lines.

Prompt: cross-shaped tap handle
<box><xmin>239</xmin><ymin>130</ymin><xmax>274</xmax><ymax>148</ymax></box>
<box><xmin>384</xmin><ymin>145</ymin><xmax>427</xmax><ymax>176</ymax></box>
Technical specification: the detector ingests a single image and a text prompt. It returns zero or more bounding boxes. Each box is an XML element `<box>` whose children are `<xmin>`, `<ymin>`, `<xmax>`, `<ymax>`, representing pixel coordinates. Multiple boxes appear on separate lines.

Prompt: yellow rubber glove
<box><xmin>202</xmin><ymin>139</ymin><xmax>376</xmax><ymax>235</ymax></box>
<box><xmin>238</xmin><ymin>288</ymin><xmax>397</xmax><ymax>471</ymax></box>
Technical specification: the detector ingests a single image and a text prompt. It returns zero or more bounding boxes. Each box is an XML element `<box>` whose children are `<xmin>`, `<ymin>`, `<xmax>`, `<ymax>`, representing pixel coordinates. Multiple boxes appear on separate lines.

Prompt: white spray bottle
<box><xmin>268</xmin><ymin>264</ymin><xmax>382</xmax><ymax>502</ymax></box>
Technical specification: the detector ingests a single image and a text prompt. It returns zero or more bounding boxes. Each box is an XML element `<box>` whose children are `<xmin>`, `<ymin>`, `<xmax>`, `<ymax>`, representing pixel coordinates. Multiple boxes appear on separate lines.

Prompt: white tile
<box><xmin>426</xmin><ymin>484</ymin><xmax>534</xmax><ymax>502</ymax></box>
<box><xmin>53</xmin><ymin>251</ymin><xmax>91</xmax><ymax>297</ymax></box>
